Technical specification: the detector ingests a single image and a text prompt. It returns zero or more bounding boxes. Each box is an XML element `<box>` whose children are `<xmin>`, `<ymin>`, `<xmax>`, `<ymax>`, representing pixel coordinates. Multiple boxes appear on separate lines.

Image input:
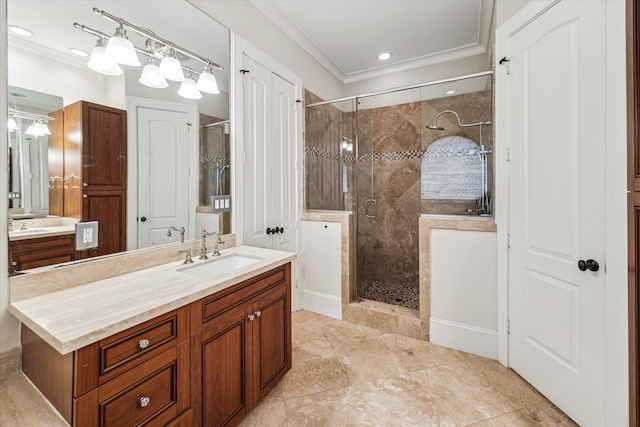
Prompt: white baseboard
<box><xmin>430</xmin><ymin>318</ymin><xmax>498</xmax><ymax>360</ymax></box>
<box><xmin>299</xmin><ymin>289</ymin><xmax>342</xmax><ymax>320</ymax></box>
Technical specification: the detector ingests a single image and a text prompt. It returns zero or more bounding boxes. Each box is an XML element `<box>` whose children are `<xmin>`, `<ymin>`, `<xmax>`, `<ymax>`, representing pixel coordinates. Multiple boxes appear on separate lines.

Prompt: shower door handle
<box><xmin>365</xmin><ymin>199</ymin><xmax>377</xmax><ymax>218</ymax></box>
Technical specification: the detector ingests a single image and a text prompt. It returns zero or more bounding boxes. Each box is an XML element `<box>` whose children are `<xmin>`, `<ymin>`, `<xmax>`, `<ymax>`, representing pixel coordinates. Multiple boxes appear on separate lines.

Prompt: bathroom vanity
<box><xmin>10</xmin><ymin>245</ymin><xmax>295</xmax><ymax>427</ymax></box>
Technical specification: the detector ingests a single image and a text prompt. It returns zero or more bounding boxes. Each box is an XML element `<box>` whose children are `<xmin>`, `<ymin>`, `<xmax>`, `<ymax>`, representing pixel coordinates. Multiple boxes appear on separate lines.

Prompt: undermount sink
<box><xmin>9</xmin><ymin>228</ymin><xmax>50</xmax><ymax>235</ymax></box>
<box><xmin>178</xmin><ymin>254</ymin><xmax>263</xmax><ymax>278</ymax></box>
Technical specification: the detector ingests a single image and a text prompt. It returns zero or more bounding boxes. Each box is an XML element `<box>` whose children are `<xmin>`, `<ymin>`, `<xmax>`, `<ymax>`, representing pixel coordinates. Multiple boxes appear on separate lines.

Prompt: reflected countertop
<box><xmin>9</xmin><ymin>245</ymin><xmax>296</xmax><ymax>355</ymax></box>
<box><xmin>9</xmin><ymin>217</ymin><xmax>77</xmax><ymax>241</ymax></box>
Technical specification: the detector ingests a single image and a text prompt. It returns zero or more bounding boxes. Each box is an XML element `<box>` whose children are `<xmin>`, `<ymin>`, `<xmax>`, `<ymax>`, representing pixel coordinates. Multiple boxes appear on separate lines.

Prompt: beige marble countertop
<box><xmin>9</xmin><ymin>217</ymin><xmax>78</xmax><ymax>241</ymax></box>
<box><xmin>9</xmin><ymin>245</ymin><xmax>296</xmax><ymax>355</ymax></box>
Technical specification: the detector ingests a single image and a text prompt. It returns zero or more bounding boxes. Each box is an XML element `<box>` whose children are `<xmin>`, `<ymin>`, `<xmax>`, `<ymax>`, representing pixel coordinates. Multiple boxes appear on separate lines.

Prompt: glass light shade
<box><xmin>178</xmin><ymin>77</ymin><xmax>202</xmax><ymax>100</ymax></box>
<box><xmin>25</xmin><ymin>122</ymin><xmax>43</xmax><ymax>137</ymax></box>
<box><xmin>197</xmin><ymin>67</ymin><xmax>219</xmax><ymax>94</ymax></box>
<box><xmin>105</xmin><ymin>26</ymin><xmax>141</xmax><ymax>67</ymax></box>
<box><xmin>37</xmin><ymin>121</ymin><xmax>51</xmax><ymax>135</ymax></box>
<box><xmin>88</xmin><ymin>42</ymin><xmax>123</xmax><ymax>76</ymax></box>
<box><xmin>139</xmin><ymin>63</ymin><xmax>169</xmax><ymax>88</ymax></box>
<box><xmin>159</xmin><ymin>55</ymin><xmax>185</xmax><ymax>82</ymax></box>
<box><xmin>7</xmin><ymin>117</ymin><xmax>18</xmax><ymax>132</ymax></box>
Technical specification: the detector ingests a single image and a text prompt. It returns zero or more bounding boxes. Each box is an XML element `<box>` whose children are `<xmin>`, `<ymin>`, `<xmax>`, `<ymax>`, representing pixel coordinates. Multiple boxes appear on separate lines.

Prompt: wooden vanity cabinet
<box><xmin>22</xmin><ymin>307</ymin><xmax>190</xmax><ymax>426</ymax></box>
<box><xmin>21</xmin><ymin>262</ymin><xmax>292</xmax><ymax>427</ymax></box>
<box><xmin>9</xmin><ymin>234</ymin><xmax>76</xmax><ymax>271</ymax></box>
<box><xmin>190</xmin><ymin>264</ymin><xmax>292</xmax><ymax>427</ymax></box>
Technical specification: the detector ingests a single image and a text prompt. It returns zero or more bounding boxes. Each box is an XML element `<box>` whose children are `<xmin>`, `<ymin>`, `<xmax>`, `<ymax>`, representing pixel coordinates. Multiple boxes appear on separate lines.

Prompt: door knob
<box><xmin>278</xmin><ymin>227</ymin><xmax>284</xmax><ymax>233</ymax></box>
<box><xmin>140</xmin><ymin>216</ymin><xmax>147</xmax><ymax>222</ymax></box>
<box><xmin>266</xmin><ymin>227</ymin><xmax>272</xmax><ymax>235</ymax></box>
<box><xmin>578</xmin><ymin>259</ymin><xmax>599</xmax><ymax>272</ymax></box>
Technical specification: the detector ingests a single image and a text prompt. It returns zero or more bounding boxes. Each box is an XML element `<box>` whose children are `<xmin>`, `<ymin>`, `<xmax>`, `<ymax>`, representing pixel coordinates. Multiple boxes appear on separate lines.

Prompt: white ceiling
<box><xmin>252</xmin><ymin>0</ymin><xmax>494</xmax><ymax>84</ymax></box>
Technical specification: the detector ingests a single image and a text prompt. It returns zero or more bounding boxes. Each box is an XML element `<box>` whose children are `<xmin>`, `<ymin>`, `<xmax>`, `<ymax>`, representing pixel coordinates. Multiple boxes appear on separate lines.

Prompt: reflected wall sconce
<box><xmin>74</xmin><ymin>8</ymin><xmax>223</xmax><ymax>100</ymax></box>
<box><xmin>8</xmin><ymin>109</ymin><xmax>54</xmax><ymax>137</ymax></box>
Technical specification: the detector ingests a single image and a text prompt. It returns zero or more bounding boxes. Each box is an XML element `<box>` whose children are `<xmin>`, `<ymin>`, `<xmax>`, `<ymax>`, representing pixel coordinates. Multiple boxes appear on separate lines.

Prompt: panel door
<box><xmin>82</xmin><ymin>192</ymin><xmax>126</xmax><ymax>257</ymax></box>
<box><xmin>137</xmin><ymin>108</ymin><xmax>190</xmax><ymax>248</ymax></box>
<box><xmin>507</xmin><ymin>1</ymin><xmax>606</xmax><ymax>425</ymax></box>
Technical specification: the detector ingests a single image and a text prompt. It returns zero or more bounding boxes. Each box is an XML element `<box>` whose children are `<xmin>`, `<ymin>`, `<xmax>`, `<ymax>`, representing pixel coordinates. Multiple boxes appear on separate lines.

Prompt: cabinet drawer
<box><xmin>75</xmin><ymin>307</ymin><xmax>189</xmax><ymax>396</ymax></box>
<box><xmin>74</xmin><ymin>341</ymin><xmax>190</xmax><ymax>427</ymax></box>
<box><xmin>195</xmin><ymin>265</ymin><xmax>286</xmax><ymax>328</ymax></box>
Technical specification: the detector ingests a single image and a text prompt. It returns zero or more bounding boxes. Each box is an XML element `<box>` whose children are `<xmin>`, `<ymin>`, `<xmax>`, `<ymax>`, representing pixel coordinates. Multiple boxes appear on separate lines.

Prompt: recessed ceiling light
<box><xmin>377</xmin><ymin>52</ymin><xmax>392</xmax><ymax>61</ymax></box>
<box><xmin>8</xmin><ymin>25</ymin><xmax>34</xmax><ymax>37</ymax></box>
<box><xmin>446</xmin><ymin>90</ymin><xmax>456</xmax><ymax>95</ymax></box>
<box><xmin>70</xmin><ymin>48</ymin><xmax>89</xmax><ymax>57</ymax></box>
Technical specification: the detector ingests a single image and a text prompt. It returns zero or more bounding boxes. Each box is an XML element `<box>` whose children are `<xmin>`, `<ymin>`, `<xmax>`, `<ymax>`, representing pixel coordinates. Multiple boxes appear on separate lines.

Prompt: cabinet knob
<box><xmin>82</xmin><ymin>194</ymin><xmax>87</xmax><ymax>198</ymax></box>
<box><xmin>255</xmin><ymin>311</ymin><xmax>262</xmax><ymax>318</ymax></box>
<box><xmin>83</xmin><ymin>182</ymin><xmax>88</xmax><ymax>187</ymax></box>
<box><xmin>248</xmin><ymin>314</ymin><xmax>255</xmax><ymax>321</ymax></box>
<box><xmin>266</xmin><ymin>227</ymin><xmax>272</xmax><ymax>235</ymax></box>
<box><xmin>138</xmin><ymin>339</ymin><xmax>150</xmax><ymax>349</ymax></box>
<box><xmin>139</xmin><ymin>396</ymin><xmax>151</xmax><ymax>408</ymax></box>
<box><xmin>278</xmin><ymin>227</ymin><xmax>284</xmax><ymax>233</ymax></box>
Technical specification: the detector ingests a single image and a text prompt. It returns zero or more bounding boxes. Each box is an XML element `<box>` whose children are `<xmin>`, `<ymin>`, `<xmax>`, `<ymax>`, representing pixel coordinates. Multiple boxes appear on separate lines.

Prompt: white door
<box><xmin>137</xmin><ymin>108</ymin><xmax>191</xmax><ymax>248</ymax></box>
<box><xmin>507</xmin><ymin>1</ymin><xmax>606</xmax><ymax>425</ymax></box>
<box><xmin>242</xmin><ymin>55</ymin><xmax>297</xmax><ymax>252</ymax></box>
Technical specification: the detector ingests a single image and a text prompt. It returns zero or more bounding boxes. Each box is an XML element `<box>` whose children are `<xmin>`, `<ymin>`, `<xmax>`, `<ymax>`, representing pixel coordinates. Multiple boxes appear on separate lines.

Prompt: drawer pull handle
<box><xmin>138</xmin><ymin>339</ymin><xmax>150</xmax><ymax>349</ymax></box>
<box><xmin>248</xmin><ymin>314</ymin><xmax>255</xmax><ymax>321</ymax></box>
<box><xmin>139</xmin><ymin>396</ymin><xmax>151</xmax><ymax>408</ymax></box>
<box><xmin>255</xmin><ymin>311</ymin><xmax>262</xmax><ymax>318</ymax></box>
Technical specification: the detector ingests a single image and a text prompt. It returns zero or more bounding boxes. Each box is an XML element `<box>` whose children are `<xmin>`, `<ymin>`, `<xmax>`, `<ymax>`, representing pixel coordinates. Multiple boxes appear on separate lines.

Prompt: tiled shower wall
<box><xmin>199</xmin><ymin>114</ymin><xmax>230</xmax><ymax>234</ymax></box>
<box><xmin>304</xmin><ymin>89</ymin><xmax>493</xmax><ymax>294</ymax></box>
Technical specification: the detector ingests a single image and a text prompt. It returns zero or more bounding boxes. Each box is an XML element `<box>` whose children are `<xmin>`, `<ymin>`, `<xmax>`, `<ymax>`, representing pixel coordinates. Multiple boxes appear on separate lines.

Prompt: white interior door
<box><xmin>507</xmin><ymin>2</ymin><xmax>606</xmax><ymax>425</ymax></box>
<box><xmin>137</xmin><ymin>108</ymin><xmax>190</xmax><ymax>248</ymax></box>
<box><xmin>242</xmin><ymin>54</ymin><xmax>297</xmax><ymax>252</ymax></box>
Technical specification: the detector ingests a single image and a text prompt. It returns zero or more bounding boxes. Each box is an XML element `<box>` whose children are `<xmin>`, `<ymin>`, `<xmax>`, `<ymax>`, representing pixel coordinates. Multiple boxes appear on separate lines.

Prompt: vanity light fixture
<box><xmin>87</xmin><ymin>38</ymin><xmax>123</xmax><ymax>76</ymax></box>
<box><xmin>377</xmin><ymin>52</ymin><xmax>392</xmax><ymax>61</ymax></box>
<box><xmin>139</xmin><ymin>58</ymin><xmax>168</xmax><ymax>88</ymax></box>
<box><xmin>178</xmin><ymin>72</ymin><xmax>203</xmax><ymax>100</ymax></box>
<box><xmin>8</xmin><ymin>25</ymin><xmax>34</xmax><ymax>37</ymax></box>
<box><xmin>9</xmin><ymin>109</ymin><xmax>54</xmax><ymax>137</ymax></box>
<box><xmin>105</xmin><ymin>24</ymin><xmax>141</xmax><ymax>67</ymax></box>
<box><xmin>159</xmin><ymin>47</ymin><xmax>185</xmax><ymax>82</ymax></box>
<box><xmin>197</xmin><ymin>64</ymin><xmax>220</xmax><ymax>94</ymax></box>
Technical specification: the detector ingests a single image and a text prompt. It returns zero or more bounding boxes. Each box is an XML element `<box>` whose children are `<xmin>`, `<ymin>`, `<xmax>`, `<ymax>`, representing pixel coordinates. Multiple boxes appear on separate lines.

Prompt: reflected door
<box><xmin>137</xmin><ymin>108</ymin><xmax>190</xmax><ymax>248</ymax></box>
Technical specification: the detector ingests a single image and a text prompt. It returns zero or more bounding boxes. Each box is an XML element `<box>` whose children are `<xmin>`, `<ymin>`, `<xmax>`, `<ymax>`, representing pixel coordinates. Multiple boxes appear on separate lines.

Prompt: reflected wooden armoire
<box><xmin>63</xmin><ymin>101</ymin><xmax>127</xmax><ymax>258</ymax></box>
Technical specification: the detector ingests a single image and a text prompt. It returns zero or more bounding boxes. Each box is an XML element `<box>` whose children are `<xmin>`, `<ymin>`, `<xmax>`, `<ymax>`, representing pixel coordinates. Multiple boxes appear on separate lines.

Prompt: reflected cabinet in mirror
<box><xmin>7</xmin><ymin>0</ymin><xmax>230</xmax><ymax>272</ymax></box>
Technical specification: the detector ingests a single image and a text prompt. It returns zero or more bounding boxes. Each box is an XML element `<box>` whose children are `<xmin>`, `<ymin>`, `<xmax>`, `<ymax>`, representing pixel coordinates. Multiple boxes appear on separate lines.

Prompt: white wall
<box><xmin>8</xmin><ymin>45</ymin><xmax>125</xmax><ymax>109</ymax></box>
<box><xmin>188</xmin><ymin>0</ymin><xmax>343</xmax><ymax>102</ymax></box>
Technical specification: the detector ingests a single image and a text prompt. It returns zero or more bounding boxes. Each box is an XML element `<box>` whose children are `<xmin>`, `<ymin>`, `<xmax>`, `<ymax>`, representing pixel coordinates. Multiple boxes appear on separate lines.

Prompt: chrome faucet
<box><xmin>200</xmin><ymin>229</ymin><xmax>218</xmax><ymax>260</ymax></box>
<box><xmin>212</xmin><ymin>233</ymin><xmax>225</xmax><ymax>257</ymax></box>
<box><xmin>167</xmin><ymin>226</ymin><xmax>186</xmax><ymax>243</ymax></box>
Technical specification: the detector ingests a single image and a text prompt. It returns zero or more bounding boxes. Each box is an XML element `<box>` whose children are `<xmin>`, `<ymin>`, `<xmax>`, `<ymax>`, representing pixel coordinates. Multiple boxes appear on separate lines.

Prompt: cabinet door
<box><xmin>82</xmin><ymin>191</ymin><xmax>126</xmax><ymax>257</ymax></box>
<box><xmin>82</xmin><ymin>102</ymin><xmax>127</xmax><ymax>191</ymax></box>
<box><xmin>251</xmin><ymin>282</ymin><xmax>291</xmax><ymax>404</ymax></box>
<box><xmin>195</xmin><ymin>304</ymin><xmax>251</xmax><ymax>427</ymax></box>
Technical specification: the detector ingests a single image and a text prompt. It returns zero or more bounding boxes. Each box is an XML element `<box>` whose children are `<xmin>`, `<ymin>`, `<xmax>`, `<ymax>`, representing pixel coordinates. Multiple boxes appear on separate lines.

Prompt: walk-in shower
<box><xmin>305</xmin><ymin>72</ymin><xmax>493</xmax><ymax>310</ymax></box>
<box><xmin>200</xmin><ymin>118</ymin><xmax>230</xmax><ymax>234</ymax></box>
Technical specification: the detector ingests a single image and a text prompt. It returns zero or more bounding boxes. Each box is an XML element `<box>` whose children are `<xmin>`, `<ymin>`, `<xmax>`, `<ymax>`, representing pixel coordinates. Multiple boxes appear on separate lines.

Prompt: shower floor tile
<box><xmin>358</xmin><ymin>280</ymin><xmax>420</xmax><ymax>310</ymax></box>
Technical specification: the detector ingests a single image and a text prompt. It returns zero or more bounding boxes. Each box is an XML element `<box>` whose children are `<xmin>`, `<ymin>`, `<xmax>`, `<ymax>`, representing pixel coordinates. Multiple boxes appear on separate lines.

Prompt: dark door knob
<box><xmin>278</xmin><ymin>227</ymin><xmax>284</xmax><ymax>233</ymax></box>
<box><xmin>266</xmin><ymin>227</ymin><xmax>272</xmax><ymax>235</ymax></box>
<box><xmin>578</xmin><ymin>259</ymin><xmax>599</xmax><ymax>272</ymax></box>
<box><xmin>140</xmin><ymin>216</ymin><xmax>147</xmax><ymax>222</ymax></box>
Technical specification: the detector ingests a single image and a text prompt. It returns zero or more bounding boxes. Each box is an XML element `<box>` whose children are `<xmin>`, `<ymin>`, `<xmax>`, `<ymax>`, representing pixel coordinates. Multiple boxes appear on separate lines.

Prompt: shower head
<box><xmin>426</xmin><ymin>125</ymin><xmax>444</xmax><ymax>131</ymax></box>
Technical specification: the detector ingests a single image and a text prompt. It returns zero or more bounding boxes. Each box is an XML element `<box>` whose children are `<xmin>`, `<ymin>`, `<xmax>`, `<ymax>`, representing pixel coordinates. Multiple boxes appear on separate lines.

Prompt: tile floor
<box><xmin>0</xmin><ymin>310</ymin><xmax>577</xmax><ymax>427</ymax></box>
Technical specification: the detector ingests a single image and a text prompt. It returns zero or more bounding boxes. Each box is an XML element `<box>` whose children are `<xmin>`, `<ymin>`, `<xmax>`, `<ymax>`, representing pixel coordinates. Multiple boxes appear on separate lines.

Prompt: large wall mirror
<box><xmin>7</xmin><ymin>0</ymin><xmax>230</xmax><ymax>272</ymax></box>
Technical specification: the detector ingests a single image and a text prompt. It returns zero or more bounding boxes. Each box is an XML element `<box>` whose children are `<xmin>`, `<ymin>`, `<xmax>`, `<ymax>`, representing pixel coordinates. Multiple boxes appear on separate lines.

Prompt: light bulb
<box><xmin>105</xmin><ymin>25</ymin><xmax>141</xmax><ymax>67</ymax></box>
<box><xmin>196</xmin><ymin>64</ymin><xmax>219</xmax><ymax>94</ymax></box>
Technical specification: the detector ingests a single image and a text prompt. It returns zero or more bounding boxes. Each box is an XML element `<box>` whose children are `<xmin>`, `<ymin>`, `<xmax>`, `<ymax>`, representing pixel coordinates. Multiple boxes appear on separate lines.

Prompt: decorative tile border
<box><xmin>200</xmin><ymin>156</ymin><xmax>230</xmax><ymax>166</ymax></box>
<box><xmin>305</xmin><ymin>145</ymin><xmax>427</xmax><ymax>163</ymax></box>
